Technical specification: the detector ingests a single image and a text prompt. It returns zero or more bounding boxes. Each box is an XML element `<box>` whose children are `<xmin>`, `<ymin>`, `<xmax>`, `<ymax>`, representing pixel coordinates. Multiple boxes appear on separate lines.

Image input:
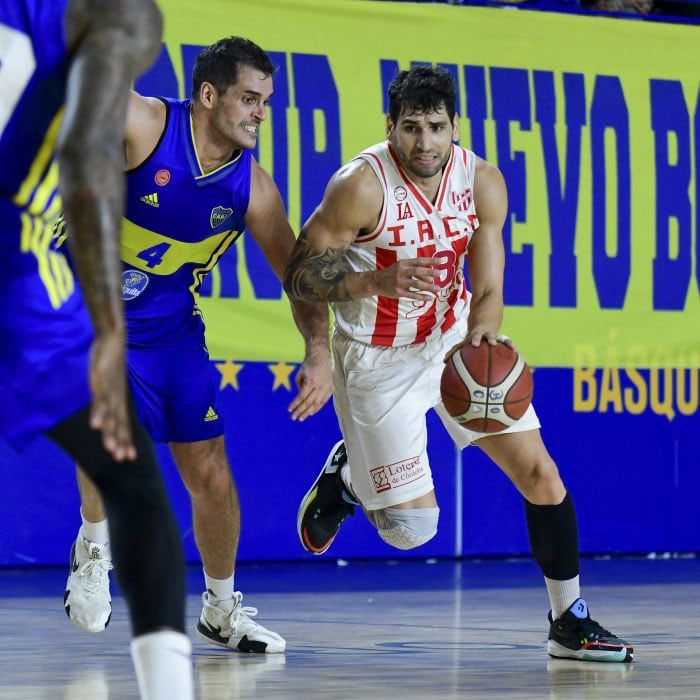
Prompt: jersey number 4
<box><xmin>136</xmin><ymin>242</ymin><xmax>171</xmax><ymax>268</ymax></box>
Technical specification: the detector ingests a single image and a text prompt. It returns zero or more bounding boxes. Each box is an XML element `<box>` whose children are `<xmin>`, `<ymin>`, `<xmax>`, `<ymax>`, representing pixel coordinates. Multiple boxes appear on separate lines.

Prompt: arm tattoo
<box><xmin>284</xmin><ymin>231</ymin><xmax>354</xmax><ymax>302</ymax></box>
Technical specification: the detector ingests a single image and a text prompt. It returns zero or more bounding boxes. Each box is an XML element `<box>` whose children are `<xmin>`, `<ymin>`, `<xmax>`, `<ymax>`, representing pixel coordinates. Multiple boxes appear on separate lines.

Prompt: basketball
<box><xmin>440</xmin><ymin>340</ymin><xmax>533</xmax><ymax>433</ymax></box>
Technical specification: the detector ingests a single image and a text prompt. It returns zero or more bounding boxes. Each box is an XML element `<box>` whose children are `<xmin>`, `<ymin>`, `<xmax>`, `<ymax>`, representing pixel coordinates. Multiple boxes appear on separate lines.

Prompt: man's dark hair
<box><xmin>387</xmin><ymin>66</ymin><xmax>457</xmax><ymax>124</ymax></box>
<box><xmin>191</xmin><ymin>36</ymin><xmax>275</xmax><ymax>98</ymax></box>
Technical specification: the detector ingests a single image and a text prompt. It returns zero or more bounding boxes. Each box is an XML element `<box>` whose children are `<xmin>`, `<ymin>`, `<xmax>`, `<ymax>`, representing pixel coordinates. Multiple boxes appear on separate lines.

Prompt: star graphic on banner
<box><xmin>268</xmin><ymin>362</ymin><xmax>296</xmax><ymax>391</ymax></box>
<box><xmin>215</xmin><ymin>360</ymin><xmax>244</xmax><ymax>390</ymax></box>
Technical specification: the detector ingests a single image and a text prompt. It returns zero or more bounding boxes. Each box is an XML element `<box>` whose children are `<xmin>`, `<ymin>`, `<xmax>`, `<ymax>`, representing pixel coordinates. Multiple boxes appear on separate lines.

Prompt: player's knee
<box><xmin>181</xmin><ymin>459</ymin><xmax>231</xmax><ymax>497</ymax></box>
<box><xmin>371</xmin><ymin>506</ymin><xmax>439</xmax><ymax>550</ymax></box>
<box><xmin>514</xmin><ymin>456</ymin><xmax>562</xmax><ymax>502</ymax></box>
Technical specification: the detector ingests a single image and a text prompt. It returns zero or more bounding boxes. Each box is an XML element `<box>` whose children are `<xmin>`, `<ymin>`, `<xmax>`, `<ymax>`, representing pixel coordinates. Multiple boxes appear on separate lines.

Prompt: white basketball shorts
<box><xmin>332</xmin><ymin>319</ymin><xmax>540</xmax><ymax>510</ymax></box>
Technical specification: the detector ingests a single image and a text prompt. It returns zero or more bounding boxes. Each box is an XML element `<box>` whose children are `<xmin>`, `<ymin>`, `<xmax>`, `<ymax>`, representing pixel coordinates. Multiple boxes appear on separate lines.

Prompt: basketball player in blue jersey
<box><xmin>285</xmin><ymin>66</ymin><xmax>633</xmax><ymax>664</ymax></box>
<box><xmin>0</xmin><ymin>0</ymin><xmax>193</xmax><ymax>697</ymax></box>
<box><xmin>59</xmin><ymin>36</ymin><xmax>332</xmax><ymax>653</ymax></box>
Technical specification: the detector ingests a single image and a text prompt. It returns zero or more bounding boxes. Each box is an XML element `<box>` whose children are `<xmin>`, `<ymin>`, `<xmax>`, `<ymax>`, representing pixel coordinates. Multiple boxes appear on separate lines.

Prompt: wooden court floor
<box><xmin>0</xmin><ymin>557</ymin><xmax>698</xmax><ymax>699</ymax></box>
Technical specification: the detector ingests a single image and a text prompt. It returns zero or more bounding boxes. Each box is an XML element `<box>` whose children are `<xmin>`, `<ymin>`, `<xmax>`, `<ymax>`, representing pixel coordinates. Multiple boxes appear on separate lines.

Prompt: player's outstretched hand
<box><xmin>374</xmin><ymin>256</ymin><xmax>439</xmax><ymax>300</ymax></box>
<box><xmin>289</xmin><ymin>347</ymin><xmax>333</xmax><ymax>422</ymax></box>
<box><xmin>88</xmin><ymin>331</ymin><xmax>136</xmax><ymax>461</ymax></box>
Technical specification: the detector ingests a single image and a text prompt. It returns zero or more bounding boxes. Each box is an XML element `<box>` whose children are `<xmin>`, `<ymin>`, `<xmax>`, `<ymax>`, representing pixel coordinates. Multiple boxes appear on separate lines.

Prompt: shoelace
<box><xmin>226</xmin><ymin>592</ymin><xmax>259</xmax><ymax>634</ymax></box>
<box><xmin>76</xmin><ymin>558</ymin><xmax>113</xmax><ymax>595</ymax></box>
<box><xmin>580</xmin><ymin>618</ymin><xmax>614</xmax><ymax>640</ymax></box>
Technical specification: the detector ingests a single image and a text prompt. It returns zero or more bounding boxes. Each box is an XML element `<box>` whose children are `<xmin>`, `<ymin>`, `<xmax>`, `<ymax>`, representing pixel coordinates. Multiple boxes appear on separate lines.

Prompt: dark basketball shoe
<box><xmin>297</xmin><ymin>440</ymin><xmax>357</xmax><ymax>554</ymax></box>
<box><xmin>548</xmin><ymin>598</ymin><xmax>634</xmax><ymax>663</ymax></box>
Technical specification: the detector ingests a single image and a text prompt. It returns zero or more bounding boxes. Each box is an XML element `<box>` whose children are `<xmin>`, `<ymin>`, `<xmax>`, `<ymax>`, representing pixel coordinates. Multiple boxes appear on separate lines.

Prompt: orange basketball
<box><xmin>440</xmin><ymin>340</ymin><xmax>533</xmax><ymax>433</ymax></box>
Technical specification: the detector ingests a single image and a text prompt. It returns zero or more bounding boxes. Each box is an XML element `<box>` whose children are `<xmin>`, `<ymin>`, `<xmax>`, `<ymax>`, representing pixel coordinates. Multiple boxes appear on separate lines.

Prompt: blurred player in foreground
<box><xmin>0</xmin><ymin>0</ymin><xmax>192</xmax><ymax>697</ymax></box>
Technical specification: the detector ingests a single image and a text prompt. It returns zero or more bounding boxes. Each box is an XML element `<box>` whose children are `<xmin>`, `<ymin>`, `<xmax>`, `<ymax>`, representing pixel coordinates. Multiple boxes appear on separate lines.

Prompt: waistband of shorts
<box><xmin>333</xmin><ymin>319</ymin><xmax>467</xmax><ymax>358</ymax></box>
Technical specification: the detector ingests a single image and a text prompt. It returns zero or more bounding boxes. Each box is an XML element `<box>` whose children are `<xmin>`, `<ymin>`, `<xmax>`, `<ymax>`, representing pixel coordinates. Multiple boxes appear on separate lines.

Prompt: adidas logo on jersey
<box><xmin>203</xmin><ymin>406</ymin><xmax>219</xmax><ymax>422</ymax></box>
<box><xmin>140</xmin><ymin>193</ymin><xmax>159</xmax><ymax>207</ymax></box>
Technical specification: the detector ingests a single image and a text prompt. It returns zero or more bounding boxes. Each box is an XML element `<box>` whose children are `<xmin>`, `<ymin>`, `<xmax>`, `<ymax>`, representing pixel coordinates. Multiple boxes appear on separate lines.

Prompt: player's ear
<box><xmin>452</xmin><ymin>113</ymin><xmax>460</xmax><ymax>142</ymax></box>
<box><xmin>198</xmin><ymin>81</ymin><xmax>216</xmax><ymax>109</ymax></box>
<box><xmin>385</xmin><ymin>114</ymin><xmax>395</xmax><ymax>139</ymax></box>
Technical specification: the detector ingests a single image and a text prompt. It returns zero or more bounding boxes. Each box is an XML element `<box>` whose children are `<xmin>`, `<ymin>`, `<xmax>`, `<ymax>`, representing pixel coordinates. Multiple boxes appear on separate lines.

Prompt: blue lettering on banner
<box><xmin>463</xmin><ymin>65</ymin><xmax>488</xmax><ymax>160</ymax></box>
<box><xmin>695</xmin><ymin>89</ymin><xmax>700</xmax><ymax>298</ymax></box>
<box><xmin>243</xmin><ymin>50</ymin><xmax>290</xmax><ymax>301</ymax></box>
<box><xmin>135</xmin><ymin>49</ymin><xmax>699</xmax><ymax>312</ymax></box>
<box><xmin>491</xmin><ymin>67</ymin><xmax>533</xmax><ymax>306</ymax></box>
<box><xmin>590</xmin><ymin>75</ymin><xmax>631</xmax><ymax>310</ymax></box>
<box><xmin>380</xmin><ymin>59</ymin><xmax>400</xmax><ymax>114</ymax></box>
<box><xmin>651</xmin><ymin>79</ymin><xmax>692</xmax><ymax>311</ymax></box>
<box><xmin>437</xmin><ymin>63</ymin><xmax>461</xmax><ymax>130</ymax></box>
<box><xmin>292</xmin><ymin>53</ymin><xmax>341</xmax><ymax>225</ymax></box>
<box><xmin>535</xmin><ymin>71</ymin><xmax>586</xmax><ymax>309</ymax></box>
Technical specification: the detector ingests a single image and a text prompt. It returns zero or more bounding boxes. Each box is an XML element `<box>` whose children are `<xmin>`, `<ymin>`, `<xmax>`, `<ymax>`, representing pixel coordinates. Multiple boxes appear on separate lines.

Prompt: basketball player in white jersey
<box><xmin>284</xmin><ymin>66</ymin><xmax>633</xmax><ymax>664</ymax></box>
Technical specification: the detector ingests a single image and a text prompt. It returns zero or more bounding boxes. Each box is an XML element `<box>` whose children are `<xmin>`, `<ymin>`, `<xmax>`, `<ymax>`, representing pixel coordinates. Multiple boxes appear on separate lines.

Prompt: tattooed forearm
<box><xmin>284</xmin><ymin>232</ymin><xmax>355</xmax><ymax>302</ymax></box>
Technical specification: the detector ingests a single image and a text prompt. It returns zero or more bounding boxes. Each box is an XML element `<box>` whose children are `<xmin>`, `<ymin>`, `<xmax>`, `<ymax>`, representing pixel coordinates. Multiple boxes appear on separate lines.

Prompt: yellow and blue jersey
<box><xmin>1</xmin><ymin>0</ymin><xmax>70</xmax><ymax>274</ymax></box>
<box><xmin>0</xmin><ymin>0</ymin><xmax>92</xmax><ymax>446</ymax></box>
<box><xmin>120</xmin><ymin>97</ymin><xmax>252</xmax><ymax>343</ymax></box>
<box><xmin>50</xmin><ymin>96</ymin><xmax>244</xmax><ymax>442</ymax></box>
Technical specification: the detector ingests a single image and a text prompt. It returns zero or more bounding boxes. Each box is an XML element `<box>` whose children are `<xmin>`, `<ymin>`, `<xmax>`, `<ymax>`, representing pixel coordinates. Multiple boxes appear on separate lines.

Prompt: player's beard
<box><xmin>407</xmin><ymin>151</ymin><xmax>448</xmax><ymax>179</ymax></box>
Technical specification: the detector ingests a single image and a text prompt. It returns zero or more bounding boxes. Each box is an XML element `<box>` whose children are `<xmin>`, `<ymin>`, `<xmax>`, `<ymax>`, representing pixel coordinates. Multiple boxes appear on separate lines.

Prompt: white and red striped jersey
<box><xmin>332</xmin><ymin>140</ymin><xmax>480</xmax><ymax>347</ymax></box>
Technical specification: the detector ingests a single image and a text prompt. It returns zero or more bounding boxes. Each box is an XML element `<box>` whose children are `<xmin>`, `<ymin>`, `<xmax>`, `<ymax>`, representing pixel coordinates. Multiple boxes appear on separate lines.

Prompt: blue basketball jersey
<box><xmin>120</xmin><ymin>98</ymin><xmax>252</xmax><ymax>343</ymax></box>
<box><xmin>0</xmin><ymin>0</ymin><xmax>92</xmax><ymax>447</ymax></box>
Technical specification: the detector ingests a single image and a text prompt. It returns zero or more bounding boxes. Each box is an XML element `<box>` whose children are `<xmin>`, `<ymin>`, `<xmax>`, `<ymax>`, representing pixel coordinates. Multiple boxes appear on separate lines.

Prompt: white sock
<box><xmin>130</xmin><ymin>630</ymin><xmax>192</xmax><ymax>700</ymax></box>
<box><xmin>80</xmin><ymin>509</ymin><xmax>110</xmax><ymax>545</ymax></box>
<box><xmin>545</xmin><ymin>575</ymin><xmax>581</xmax><ymax>619</ymax></box>
<box><xmin>204</xmin><ymin>571</ymin><xmax>234</xmax><ymax>607</ymax></box>
<box><xmin>340</xmin><ymin>463</ymin><xmax>359</xmax><ymax>504</ymax></box>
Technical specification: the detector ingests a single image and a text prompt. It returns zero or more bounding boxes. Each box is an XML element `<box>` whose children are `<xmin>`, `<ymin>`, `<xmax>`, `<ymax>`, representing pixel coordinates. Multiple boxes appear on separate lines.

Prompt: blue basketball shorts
<box><xmin>126</xmin><ymin>316</ymin><xmax>224</xmax><ymax>443</ymax></box>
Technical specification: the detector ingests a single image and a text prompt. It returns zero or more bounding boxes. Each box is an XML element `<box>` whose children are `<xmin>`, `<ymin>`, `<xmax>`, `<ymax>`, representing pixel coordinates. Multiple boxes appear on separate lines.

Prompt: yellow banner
<box><xmin>156</xmin><ymin>0</ymin><xmax>699</xmax><ymax>368</ymax></box>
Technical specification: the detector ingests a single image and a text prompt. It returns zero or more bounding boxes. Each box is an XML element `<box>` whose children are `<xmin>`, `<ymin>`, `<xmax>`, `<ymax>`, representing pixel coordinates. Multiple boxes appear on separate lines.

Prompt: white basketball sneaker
<box><xmin>64</xmin><ymin>528</ymin><xmax>113</xmax><ymax>633</ymax></box>
<box><xmin>196</xmin><ymin>591</ymin><xmax>286</xmax><ymax>653</ymax></box>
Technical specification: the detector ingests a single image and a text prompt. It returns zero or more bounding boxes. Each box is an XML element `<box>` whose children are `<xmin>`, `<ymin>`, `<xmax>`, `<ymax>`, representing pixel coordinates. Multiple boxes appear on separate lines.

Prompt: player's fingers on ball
<box><xmin>496</xmin><ymin>334</ymin><xmax>517</xmax><ymax>350</ymax></box>
<box><xmin>466</xmin><ymin>334</ymin><xmax>482</xmax><ymax>347</ymax></box>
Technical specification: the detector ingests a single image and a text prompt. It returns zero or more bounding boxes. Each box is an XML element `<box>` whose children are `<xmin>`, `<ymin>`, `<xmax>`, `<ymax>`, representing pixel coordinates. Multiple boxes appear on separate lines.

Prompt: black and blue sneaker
<box><xmin>548</xmin><ymin>598</ymin><xmax>634</xmax><ymax>663</ymax></box>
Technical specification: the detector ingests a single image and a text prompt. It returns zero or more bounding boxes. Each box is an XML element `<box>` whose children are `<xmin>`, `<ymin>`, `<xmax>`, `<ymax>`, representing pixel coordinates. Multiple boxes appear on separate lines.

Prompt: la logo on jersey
<box><xmin>210</xmin><ymin>206</ymin><xmax>233</xmax><ymax>228</ymax></box>
<box><xmin>397</xmin><ymin>201</ymin><xmax>414</xmax><ymax>220</ymax></box>
<box><xmin>393</xmin><ymin>186</ymin><xmax>414</xmax><ymax>221</ymax></box>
